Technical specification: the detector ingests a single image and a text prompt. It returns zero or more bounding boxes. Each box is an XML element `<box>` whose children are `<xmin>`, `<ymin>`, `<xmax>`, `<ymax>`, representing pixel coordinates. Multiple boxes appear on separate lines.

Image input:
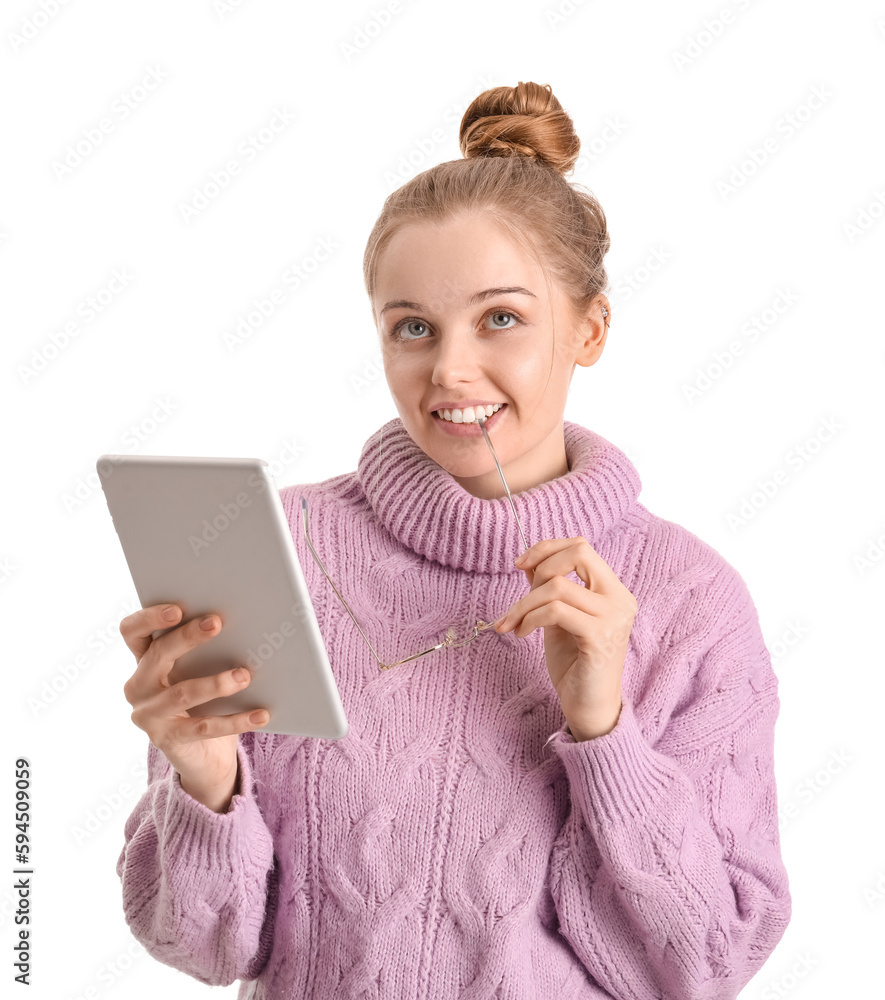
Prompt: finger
<box><xmin>160</xmin><ymin>665</ymin><xmax>256</xmax><ymax>716</ymax></box>
<box><xmin>512</xmin><ymin>600</ymin><xmax>598</xmax><ymax>648</ymax></box>
<box><xmin>120</xmin><ymin>603</ymin><xmax>183</xmax><ymax>662</ymax></box>
<box><xmin>125</xmin><ymin>612</ymin><xmax>224</xmax><ymax>703</ymax></box>
<box><xmin>515</xmin><ymin>537</ymin><xmax>574</xmax><ymax>564</ymax></box>
<box><xmin>518</xmin><ymin>538</ymin><xmax>624</xmax><ymax>598</ymax></box>
<box><xmin>130</xmin><ymin>666</ymin><xmax>257</xmax><ymax>728</ymax></box>
<box><xmin>509</xmin><ymin>600</ymin><xmax>632</xmax><ymax>665</ymax></box>
<box><xmin>496</xmin><ymin>577</ymin><xmax>608</xmax><ymax>633</ymax></box>
<box><xmin>132</xmin><ymin>667</ymin><xmax>255</xmax><ymax>734</ymax></box>
<box><xmin>149</xmin><ymin>613</ymin><xmax>226</xmax><ymax>680</ymax></box>
<box><xmin>511</xmin><ymin>596</ymin><xmax>636</xmax><ymax>668</ymax></box>
<box><xmin>171</xmin><ymin>708</ymin><xmax>271</xmax><ymax>743</ymax></box>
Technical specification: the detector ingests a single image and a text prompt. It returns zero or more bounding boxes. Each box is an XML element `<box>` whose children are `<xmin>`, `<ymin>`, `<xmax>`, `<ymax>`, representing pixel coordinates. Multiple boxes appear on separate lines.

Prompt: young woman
<box><xmin>117</xmin><ymin>81</ymin><xmax>791</xmax><ymax>999</ymax></box>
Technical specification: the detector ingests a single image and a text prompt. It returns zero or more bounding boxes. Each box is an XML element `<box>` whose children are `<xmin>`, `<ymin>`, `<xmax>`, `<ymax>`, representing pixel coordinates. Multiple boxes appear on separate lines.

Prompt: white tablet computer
<box><xmin>96</xmin><ymin>454</ymin><xmax>348</xmax><ymax>740</ymax></box>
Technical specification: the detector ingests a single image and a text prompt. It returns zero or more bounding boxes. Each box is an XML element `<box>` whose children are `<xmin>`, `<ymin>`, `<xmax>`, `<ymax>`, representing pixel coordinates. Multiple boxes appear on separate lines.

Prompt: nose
<box><xmin>431</xmin><ymin>329</ymin><xmax>482</xmax><ymax>388</ymax></box>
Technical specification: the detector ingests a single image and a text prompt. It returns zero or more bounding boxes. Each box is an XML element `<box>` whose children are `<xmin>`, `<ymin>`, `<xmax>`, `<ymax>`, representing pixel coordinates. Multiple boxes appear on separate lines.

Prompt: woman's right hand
<box><xmin>121</xmin><ymin>604</ymin><xmax>269</xmax><ymax>812</ymax></box>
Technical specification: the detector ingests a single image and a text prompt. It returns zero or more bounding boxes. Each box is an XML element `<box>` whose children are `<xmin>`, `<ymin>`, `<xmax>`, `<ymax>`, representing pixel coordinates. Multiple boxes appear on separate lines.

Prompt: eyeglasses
<box><xmin>300</xmin><ymin>415</ymin><xmax>529</xmax><ymax>670</ymax></box>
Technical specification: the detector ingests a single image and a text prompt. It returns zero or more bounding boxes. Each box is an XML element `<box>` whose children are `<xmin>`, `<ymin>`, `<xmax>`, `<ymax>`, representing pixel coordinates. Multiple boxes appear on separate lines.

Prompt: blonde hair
<box><xmin>363</xmin><ymin>81</ymin><xmax>611</xmax><ymax>327</ymax></box>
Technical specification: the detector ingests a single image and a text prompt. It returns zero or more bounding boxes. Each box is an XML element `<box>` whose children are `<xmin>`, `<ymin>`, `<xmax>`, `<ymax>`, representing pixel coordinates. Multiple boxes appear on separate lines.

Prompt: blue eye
<box><xmin>391</xmin><ymin>309</ymin><xmax>521</xmax><ymax>342</ymax></box>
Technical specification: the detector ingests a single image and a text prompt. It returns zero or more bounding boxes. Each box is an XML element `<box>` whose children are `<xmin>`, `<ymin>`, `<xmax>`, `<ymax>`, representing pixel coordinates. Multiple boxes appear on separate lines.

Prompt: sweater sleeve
<box><xmin>116</xmin><ymin>735</ymin><xmax>278</xmax><ymax>987</ymax></box>
<box><xmin>545</xmin><ymin>565</ymin><xmax>791</xmax><ymax>1000</ymax></box>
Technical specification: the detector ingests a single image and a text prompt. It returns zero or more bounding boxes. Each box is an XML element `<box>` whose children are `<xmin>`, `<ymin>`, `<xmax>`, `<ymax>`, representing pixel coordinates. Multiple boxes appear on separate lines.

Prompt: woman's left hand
<box><xmin>494</xmin><ymin>537</ymin><xmax>638</xmax><ymax>741</ymax></box>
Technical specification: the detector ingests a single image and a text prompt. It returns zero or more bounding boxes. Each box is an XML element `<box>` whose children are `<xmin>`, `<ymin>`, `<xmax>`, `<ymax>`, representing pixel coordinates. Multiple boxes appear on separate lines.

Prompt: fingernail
<box><xmin>200</xmin><ymin>615</ymin><xmax>216</xmax><ymax>630</ymax></box>
<box><xmin>514</xmin><ymin>553</ymin><xmax>526</xmax><ymax>565</ymax></box>
<box><xmin>162</xmin><ymin>606</ymin><xmax>179</xmax><ymax>621</ymax></box>
<box><xmin>249</xmin><ymin>710</ymin><xmax>269</xmax><ymax>725</ymax></box>
<box><xmin>232</xmin><ymin>667</ymin><xmax>249</xmax><ymax>683</ymax></box>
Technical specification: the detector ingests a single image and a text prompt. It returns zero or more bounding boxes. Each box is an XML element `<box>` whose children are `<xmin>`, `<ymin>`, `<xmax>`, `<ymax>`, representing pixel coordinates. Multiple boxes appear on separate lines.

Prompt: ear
<box><xmin>573</xmin><ymin>295</ymin><xmax>610</xmax><ymax>368</ymax></box>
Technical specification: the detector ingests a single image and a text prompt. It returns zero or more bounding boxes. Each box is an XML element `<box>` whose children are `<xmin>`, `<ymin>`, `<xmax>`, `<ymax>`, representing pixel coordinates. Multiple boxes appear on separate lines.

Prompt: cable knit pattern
<box><xmin>117</xmin><ymin>417</ymin><xmax>791</xmax><ymax>999</ymax></box>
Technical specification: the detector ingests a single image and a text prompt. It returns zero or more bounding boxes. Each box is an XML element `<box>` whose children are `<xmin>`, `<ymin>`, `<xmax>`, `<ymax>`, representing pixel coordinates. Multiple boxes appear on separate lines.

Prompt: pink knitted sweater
<box><xmin>117</xmin><ymin>418</ymin><xmax>791</xmax><ymax>998</ymax></box>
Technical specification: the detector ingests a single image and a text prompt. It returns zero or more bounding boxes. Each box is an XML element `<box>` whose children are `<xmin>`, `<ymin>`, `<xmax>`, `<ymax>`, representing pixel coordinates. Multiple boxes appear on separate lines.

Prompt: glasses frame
<box><xmin>300</xmin><ymin>415</ymin><xmax>529</xmax><ymax>670</ymax></box>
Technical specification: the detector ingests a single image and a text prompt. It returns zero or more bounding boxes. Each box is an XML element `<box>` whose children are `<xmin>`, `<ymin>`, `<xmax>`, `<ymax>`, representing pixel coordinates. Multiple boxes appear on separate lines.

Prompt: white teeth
<box><xmin>436</xmin><ymin>403</ymin><xmax>503</xmax><ymax>423</ymax></box>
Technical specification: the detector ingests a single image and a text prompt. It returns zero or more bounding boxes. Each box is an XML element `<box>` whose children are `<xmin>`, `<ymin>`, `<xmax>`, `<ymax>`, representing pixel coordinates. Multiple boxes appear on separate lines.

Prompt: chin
<box><xmin>422</xmin><ymin>425</ymin><xmax>505</xmax><ymax>480</ymax></box>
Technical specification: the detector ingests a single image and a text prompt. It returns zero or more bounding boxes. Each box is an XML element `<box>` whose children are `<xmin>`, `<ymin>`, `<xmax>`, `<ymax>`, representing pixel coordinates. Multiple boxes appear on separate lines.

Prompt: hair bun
<box><xmin>459</xmin><ymin>81</ymin><xmax>580</xmax><ymax>176</ymax></box>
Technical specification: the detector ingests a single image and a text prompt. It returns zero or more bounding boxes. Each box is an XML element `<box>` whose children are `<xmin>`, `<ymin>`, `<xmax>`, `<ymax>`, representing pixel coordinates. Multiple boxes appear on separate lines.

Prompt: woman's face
<box><xmin>373</xmin><ymin>213</ymin><xmax>609</xmax><ymax>499</ymax></box>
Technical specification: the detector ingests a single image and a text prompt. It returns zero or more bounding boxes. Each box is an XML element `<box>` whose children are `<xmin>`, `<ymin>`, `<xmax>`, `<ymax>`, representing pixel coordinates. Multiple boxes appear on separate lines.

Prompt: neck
<box><xmin>451</xmin><ymin>420</ymin><xmax>569</xmax><ymax>499</ymax></box>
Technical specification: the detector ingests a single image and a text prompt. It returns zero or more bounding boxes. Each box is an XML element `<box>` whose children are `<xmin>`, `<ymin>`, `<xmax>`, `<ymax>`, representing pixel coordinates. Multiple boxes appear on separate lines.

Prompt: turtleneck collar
<box><xmin>357</xmin><ymin>418</ymin><xmax>642</xmax><ymax>574</ymax></box>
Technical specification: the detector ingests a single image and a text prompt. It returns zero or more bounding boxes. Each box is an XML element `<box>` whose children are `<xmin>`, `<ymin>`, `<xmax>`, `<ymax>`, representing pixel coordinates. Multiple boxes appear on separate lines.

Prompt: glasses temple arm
<box><xmin>298</xmin><ymin>417</ymin><xmax>525</xmax><ymax>669</ymax></box>
<box><xmin>301</xmin><ymin>496</ymin><xmax>451</xmax><ymax>670</ymax></box>
<box><xmin>478</xmin><ymin>416</ymin><xmax>529</xmax><ymax>553</ymax></box>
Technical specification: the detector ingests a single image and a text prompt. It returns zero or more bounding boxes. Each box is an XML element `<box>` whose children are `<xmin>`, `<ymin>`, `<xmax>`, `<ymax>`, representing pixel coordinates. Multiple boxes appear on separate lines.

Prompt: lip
<box><xmin>431</xmin><ymin>403</ymin><xmax>508</xmax><ymax>435</ymax></box>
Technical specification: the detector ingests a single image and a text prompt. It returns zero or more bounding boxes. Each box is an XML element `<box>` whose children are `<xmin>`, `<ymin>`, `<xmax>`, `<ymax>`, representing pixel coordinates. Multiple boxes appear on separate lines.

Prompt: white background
<box><xmin>3</xmin><ymin>0</ymin><xmax>884</xmax><ymax>997</ymax></box>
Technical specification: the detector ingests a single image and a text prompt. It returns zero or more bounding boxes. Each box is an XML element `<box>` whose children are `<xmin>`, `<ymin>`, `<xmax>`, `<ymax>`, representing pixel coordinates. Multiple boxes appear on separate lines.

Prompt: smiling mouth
<box><xmin>432</xmin><ymin>403</ymin><xmax>506</xmax><ymax>424</ymax></box>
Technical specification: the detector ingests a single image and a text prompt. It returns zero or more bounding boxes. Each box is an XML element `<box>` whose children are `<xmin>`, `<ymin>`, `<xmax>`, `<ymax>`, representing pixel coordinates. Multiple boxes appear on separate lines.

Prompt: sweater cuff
<box><xmin>156</xmin><ymin>741</ymin><xmax>273</xmax><ymax>872</ymax></box>
<box><xmin>546</xmin><ymin>699</ymin><xmax>691</xmax><ymax>829</ymax></box>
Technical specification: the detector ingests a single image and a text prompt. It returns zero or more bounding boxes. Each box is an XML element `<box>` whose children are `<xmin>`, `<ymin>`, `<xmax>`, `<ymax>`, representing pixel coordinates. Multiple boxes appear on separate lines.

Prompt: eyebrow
<box><xmin>380</xmin><ymin>286</ymin><xmax>538</xmax><ymax>315</ymax></box>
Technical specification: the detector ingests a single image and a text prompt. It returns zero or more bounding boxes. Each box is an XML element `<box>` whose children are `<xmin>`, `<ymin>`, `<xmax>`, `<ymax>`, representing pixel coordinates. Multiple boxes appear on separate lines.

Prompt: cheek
<box><xmin>501</xmin><ymin>347</ymin><xmax>552</xmax><ymax>391</ymax></box>
<box><xmin>383</xmin><ymin>365</ymin><xmax>432</xmax><ymax>419</ymax></box>
<box><xmin>381</xmin><ymin>355</ymin><xmax>418</xmax><ymax>393</ymax></box>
